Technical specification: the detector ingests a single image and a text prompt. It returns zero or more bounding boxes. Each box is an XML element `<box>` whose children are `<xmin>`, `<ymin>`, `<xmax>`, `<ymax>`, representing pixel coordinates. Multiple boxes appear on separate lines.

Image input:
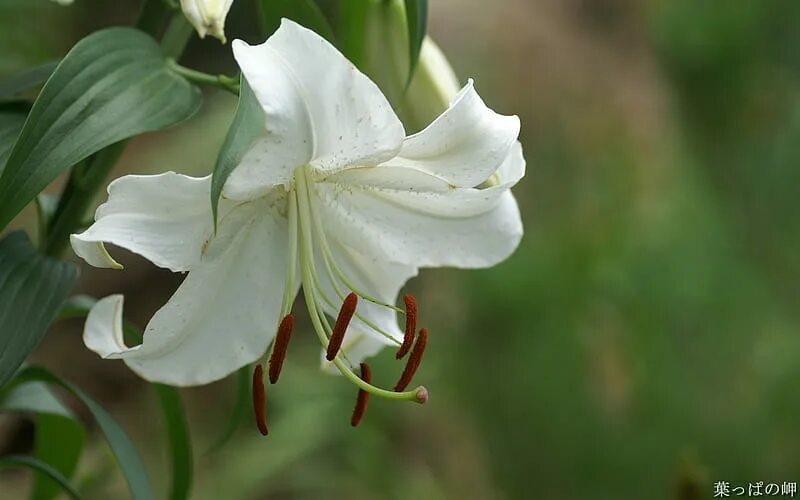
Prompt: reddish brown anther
<box><xmin>252</xmin><ymin>365</ymin><xmax>268</xmax><ymax>436</ymax></box>
<box><xmin>350</xmin><ymin>363</ymin><xmax>372</xmax><ymax>427</ymax></box>
<box><xmin>268</xmin><ymin>314</ymin><xmax>295</xmax><ymax>384</ymax></box>
<box><xmin>394</xmin><ymin>328</ymin><xmax>428</xmax><ymax>392</ymax></box>
<box><xmin>326</xmin><ymin>292</ymin><xmax>358</xmax><ymax>361</ymax></box>
<box><xmin>396</xmin><ymin>294</ymin><xmax>417</xmax><ymax>359</ymax></box>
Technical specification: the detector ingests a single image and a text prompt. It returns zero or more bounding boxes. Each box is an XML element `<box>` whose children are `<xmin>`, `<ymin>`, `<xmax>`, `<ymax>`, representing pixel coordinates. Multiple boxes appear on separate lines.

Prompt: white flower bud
<box><xmin>180</xmin><ymin>0</ymin><xmax>234</xmax><ymax>43</ymax></box>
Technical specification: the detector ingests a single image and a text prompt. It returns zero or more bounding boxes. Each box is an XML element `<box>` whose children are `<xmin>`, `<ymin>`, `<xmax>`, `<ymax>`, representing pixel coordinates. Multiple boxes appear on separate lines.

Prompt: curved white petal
<box><xmin>83</xmin><ymin>200</ymin><xmax>293</xmax><ymax>386</ymax></box>
<box><xmin>225</xmin><ymin>19</ymin><xmax>405</xmax><ymax>200</ymax></box>
<box><xmin>316</xmin><ymin>182</ymin><xmax>523</xmax><ymax>269</ymax></box>
<box><xmin>386</xmin><ymin>80</ymin><xmax>520</xmax><ymax>188</ymax></box>
<box><xmin>71</xmin><ymin>173</ymin><xmax>215</xmax><ymax>272</ymax></box>
<box><xmin>83</xmin><ymin>295</ymin><xmax>138</xmax><ymax>358</ymax></box>
<box><xmin>496</xmin><ymin>141</ymin><xmax>526</xmax><ymax>187</ymax></box>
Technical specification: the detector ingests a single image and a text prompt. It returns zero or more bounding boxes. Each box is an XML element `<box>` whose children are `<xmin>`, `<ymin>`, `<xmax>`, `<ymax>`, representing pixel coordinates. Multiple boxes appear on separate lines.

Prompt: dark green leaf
<box><xmin>154</xmin><ymin>384</ymin><xmax>193</xmax><ymax>500</ymax></box>
<box><xmin>57</xmin><ymin>294</ymin><xmax>97</xmax><ymax>320</ymax></box>
<box><xmin>208</xmin><ymin>366</ymin><xmax>250</xmax><ymax>452</ymax></box>
<box><xmin>14</xmin><ymin>366</ymin><xmax>154</xmax><ymax>500</ymax></box>
<box><xmin>0</xmin><ymin>231</ymin><xmax>77</xmax><ymax>387</ymax></box>
<box><xmin>0</xmin><ymin>110</ymin><xmax>25</xmax><ymax>167</ymax></box>
<box><xmin>0</xmin><ymin>455</ymin><xmax>83</xmax><ymax>500</ymax></box>
<box><xmin>0</xmin><ymin>379</ymin><xmax>85</xmax><ymax>500</ymax></box>
<box><xmin>32</xmin><ymin>413</ymin><xmax>86</xmax><ymax>500</ymax></box>
<box><xmin>210</xmin><ymin>78</ymin><xmax>263</xmax><ymax>224</ymax></box>
<box><xmin>258</xmin><ymin>0</ymin><xmax>336</xmax><ymax>41</ymax></box>
<box><xmin>404</xmin><ymin>0</ymin><xmax>428</xmax><ymax>85</ymax></box>
<box><xmin>1</xmin><ymin>380</ymin><xmax>73</xmax><ymax>417</ymax></box>
<box><xmin>0</xmin><ymin>61</ymin><xmax>58</xmax><ymax>101</ymax></box>
<box><xmin>337</xmin><ymin>0</ymin><xmax>370</xmax><ymax>68</ymax></box>
<box><xmin>0</xmin><ymin>27</ymin><xmax>202</xmax><ymax>230</ymax></box>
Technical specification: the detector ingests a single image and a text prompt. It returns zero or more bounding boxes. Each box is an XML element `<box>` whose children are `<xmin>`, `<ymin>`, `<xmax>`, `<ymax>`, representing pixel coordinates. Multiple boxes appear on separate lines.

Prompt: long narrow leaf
<box><xmin>154</xmin><ymin>384</ymin><xmax>193</xmax><ymax>500</ymax></box>
<box><xmin>0</xmin><ymin>231</ymin><xmax>77</xmax><ymax>387</ymax></box>
<box><xmin>0</xmin><ymin>455</ymin><xmax>83</xmax><ymax>500</ymax></box>
<box><xmin>404</xmin><ymin>0</ymin><xmax>428</xmax><ymax>85</ymax></box>
<box><xmin>13</xmin><ymin>366</ymin><xmax>154</xmax><ymax>500</ymax></box>
<box><xmin>0</xmin><ymin>27</ymin><xmax>201</xmax><ymax>230</ymax></box>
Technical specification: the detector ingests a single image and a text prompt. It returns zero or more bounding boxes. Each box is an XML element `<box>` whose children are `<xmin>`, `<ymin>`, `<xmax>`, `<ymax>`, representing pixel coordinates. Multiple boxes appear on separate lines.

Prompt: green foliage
<box><xmin>0</xmin><ymin>455</ymin><xmax>83</xmax><ymax>500</ymax></box>
<box><xmin>1</xmin><ymin>380</ymin><xmax>84</xmax><ymax>500</ymax></box>
<box><xmin>210</xmin><ymin>78</ymin><xmax>263</xmax><ymax>224</ymax></box>
<box><xmin>403</xmin><ymin>0</ymin><xmax>427</xmax><ymax>85</ymax></box>
<box><xmin>32</xmin><ymin>413</ymin><xmax>86</xmax><ymax>500</ymax></box>
<box><xmin>258</xmin><ymin>0</ymin><xmax>335</xmax><ymax>41</ymax></box>
<box><xmin>0</xmin><ymin>110</ymin><xmax>25</xmax><ymax>167</ymax></box>
<box><xmin>155</xmin><ymin>384</ymin><xmax>194</xmax><ymax>500</ymax></box>
<box><xmin>0</xmin><ymin>27</ymin><xmax>201</xmax><ymax>230</ymax></box>
<box><xmin>0</xmin><ymin>232</ymin><xmax>77</xmax><ymax>387</ymax></box>
<box><xmin>0</xmin><ymin>60</ymin><xmax>57</xmax><ymax>101</ymax></box>
<box><xmin>13</xmin><ymin>366</ymin><xmax>154</xmax><ymax>500</ymax></box>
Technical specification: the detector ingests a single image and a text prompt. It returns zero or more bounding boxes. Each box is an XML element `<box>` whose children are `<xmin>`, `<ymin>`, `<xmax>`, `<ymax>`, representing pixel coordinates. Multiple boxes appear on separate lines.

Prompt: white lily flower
<box><xmin>71</xmin><ymin>21</ymin><xmax>524</xmax><ymax>410</ymax></box>
<box><xmin>180</xmin><ymin>0</ymin><xmax>234</xmax><ymax>42</ymax></box>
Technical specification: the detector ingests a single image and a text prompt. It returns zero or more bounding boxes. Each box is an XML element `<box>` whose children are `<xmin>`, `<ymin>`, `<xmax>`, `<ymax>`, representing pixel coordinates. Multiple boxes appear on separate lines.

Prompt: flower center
<box><xmin>250</xmin><ymin>165</ymin><xmax>429</xmax><ymax>435</ymax></box>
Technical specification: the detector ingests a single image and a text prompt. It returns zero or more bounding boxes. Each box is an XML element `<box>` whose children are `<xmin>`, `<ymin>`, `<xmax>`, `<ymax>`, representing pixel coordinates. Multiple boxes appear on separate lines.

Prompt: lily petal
<box><xmin>316</xmin><ymin>182</ymin><xmax>523</xmax><ymax>269</ymax></box>
<box><xmin>385</xmin><ymin>80</ymin><xmax>520</xmax><ymax>188</ymax></box>
<box><xmin>224</xmin><ymin>19</ymin><xmax>405</xmax><ymax>201</ymax></box>
<box><xmin>71</xmin><ymin>173</ymin><xmax>215</xmax><ymax>272</ymax></box>
<box><xmin>316</xmin><ymin>239</ymin><xmax>418</xmax><ymax>373</ymax></box>
<box><xmin>83</xmin><ymin>200</ymin><xmax>293</xmax><ymax>386</ymax></box>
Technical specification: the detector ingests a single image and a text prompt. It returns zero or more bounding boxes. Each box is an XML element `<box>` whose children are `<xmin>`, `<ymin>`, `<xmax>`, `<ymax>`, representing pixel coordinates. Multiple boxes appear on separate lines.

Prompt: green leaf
<box><xmin>404</xmin><ymin>0</ymin><xmax>428</xmax><ymax>85</ymax></box>
<box><xmin>1</xmin><ymin>380</ymin><xmax>73</xmax><ymax>417</ymax></box>
<box><xmin>13</xmin><ymin>366</ymin><xmax>154</xmax><ymax>500</ymax></box>
<box><xmin>0</xmin><ymin>231</ymin><xmax>77</xmax><ymax>388</ymax></box>
<box><xmin>0</xmin><ymin>380</ymin><xmax>86</xmax><ymax>500</ymax></box>
<box><xmin>0</xmin><ymin>110</ymin><xmax>25</xmax><ymax>167</ymax></box>
<box><xmin>57</xmin><ymin>294</ymin><xmax>97</xmax><ymax>320</ymax></box>
<box><xmin>338</xmin><ymin>0</ymin><xmax>370</xmax><ymax>68</ymax></box>
<box><xmin>208</xmin><ymin>366</ymin><xmax>250</xmax><ymax>452</ymax></box>
<box><xmin>0</xmin><ymin>61</ymin><xmax>58</xmax><ymax>101</ymax></box>
<box><xmin>210</xmin><ymin>78</ymin><xmax>264</xmax><ymax>224</ymax></box>
<box><xmin>32</xmin><ymin>413</ymin><xmax>86</xmax><ymax>500</ymax></box>
<box><xmin>154</xmin><ymin>384</ymin><xmax>193</xmax><ymax>500</ymax></box>
<box><xmin>0</xmin><ymin>27</ymin><xmax>202</xmax><ymax>230</ymax></box>
<box><xmin>0</xmin><ymin>455</ymin><xmax>83</xmax><ymax>500</ymax></box>
<box><xmin>258</xmin><ymin>0</ymin><xmax>336</xmax><ymax>41</ymax></box>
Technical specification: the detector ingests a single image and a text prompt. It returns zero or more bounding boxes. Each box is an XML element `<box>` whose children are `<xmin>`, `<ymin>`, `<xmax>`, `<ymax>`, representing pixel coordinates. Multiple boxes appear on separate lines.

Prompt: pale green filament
<box><xmin>294</xmin><ymin>166</ymin><xmax>422</xmax><ymax>403</ymax></box>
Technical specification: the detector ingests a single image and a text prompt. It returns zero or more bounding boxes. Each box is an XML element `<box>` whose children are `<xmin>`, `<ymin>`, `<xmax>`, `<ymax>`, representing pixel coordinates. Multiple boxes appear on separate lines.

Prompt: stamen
<box><xmin>350</xmin><ymin>363</ymin><xmax>372</xmax><ymax>427</ymax></box>
<box><xmin>326</xmin><ymin>292</ymin><xmax>358</xmax><ymax>361</ymax></box>
<box><xmin>396</xmin><ymin>294</ymin><xmax>418</xmax><ymax>359</ymax></box>
<box><xmin>268</xmin><ymin>314</ymin><xmax>294</xmax><ymax>384</ymax></box>
<box><xmin>394</xmin><ymin>328</ymin><xmax>428</xmax><ymax>392</ymax></box>
<box><xmin>252</xmin><ymin>364</ymin><xmax>268</xmax><ymax>436</ymax></box>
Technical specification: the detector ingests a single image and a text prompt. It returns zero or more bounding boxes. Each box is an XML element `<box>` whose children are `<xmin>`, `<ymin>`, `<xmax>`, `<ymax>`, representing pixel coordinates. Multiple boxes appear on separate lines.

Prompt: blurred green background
<box><xmin>3</xmin><ymin>0</ymin><xmax>800</xmax><ymax>498</ymax></box>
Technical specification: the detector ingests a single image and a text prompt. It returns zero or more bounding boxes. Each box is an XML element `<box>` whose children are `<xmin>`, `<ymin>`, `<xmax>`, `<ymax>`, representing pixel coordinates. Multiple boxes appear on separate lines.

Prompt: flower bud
<box><xmin>180</xmin><ymin>0</ymin><xmax>234</xmax><ymax>43</ymax></box>
<box><xmin>360</xmin><ymin>0</ymin><xmax>460</xmax><ymax>132</ymax></box>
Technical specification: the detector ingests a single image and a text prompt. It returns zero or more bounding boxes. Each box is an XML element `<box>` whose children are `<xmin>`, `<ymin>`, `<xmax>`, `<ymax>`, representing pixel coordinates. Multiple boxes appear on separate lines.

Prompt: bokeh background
<box><xmin>2</xmin><ymin>0</ymin><xmax>800</xmax><ymax>498</ymax></box>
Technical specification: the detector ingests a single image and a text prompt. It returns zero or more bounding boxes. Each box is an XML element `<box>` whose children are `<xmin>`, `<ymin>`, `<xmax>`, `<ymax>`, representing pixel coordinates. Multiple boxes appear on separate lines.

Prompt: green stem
<box><xmin>161</xmin><ymin>14</ymin><xmax>195</xmax><ymax>60</ymax></box>
<box><xmin>166</xmin><ymin>60</ymin><xmax>240</xmax><ymax>95</ymax></box>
